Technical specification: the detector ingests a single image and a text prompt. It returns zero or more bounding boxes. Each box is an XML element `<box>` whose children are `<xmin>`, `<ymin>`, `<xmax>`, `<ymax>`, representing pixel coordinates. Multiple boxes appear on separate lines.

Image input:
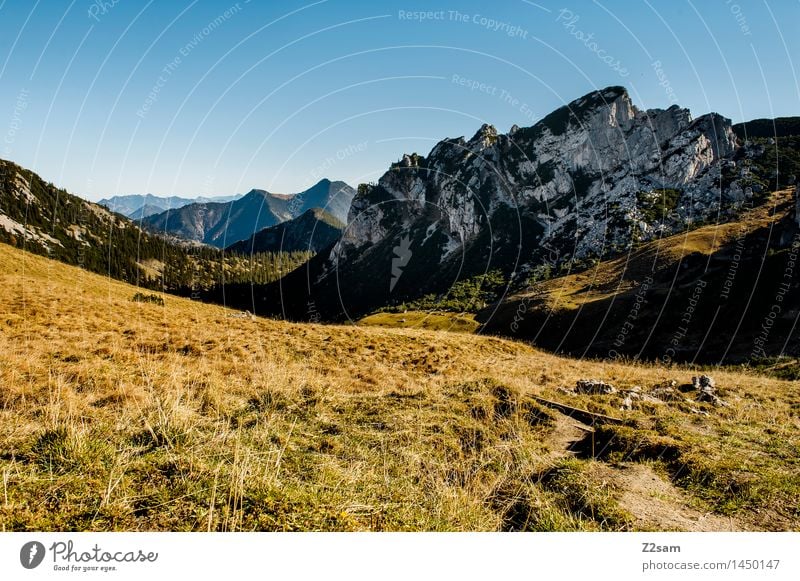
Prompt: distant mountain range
<box><xmin>129</xmin><ymin>203</ymin><xmax>170</xmax><ymax>220</ymax></box>
<box><xmin>140</xmin><ymin>179</ymin><xmax>355</xmax><ymax>248</ymax></box>
<box><xmin>98</xmin><ymin>193</ymin><xmax>243</xmax><ymax>219</ymax></box>
<box><xmin>226</xmin><ymin>208</ymin><xmax>344</xmax><ymax>255</ymax></box>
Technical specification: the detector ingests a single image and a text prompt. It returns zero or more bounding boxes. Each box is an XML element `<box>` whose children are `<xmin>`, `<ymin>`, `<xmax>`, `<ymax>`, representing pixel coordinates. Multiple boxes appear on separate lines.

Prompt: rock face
<box><xmin>335</xmin><ymin>87</ymin><xmax>738</xmax><ymax>271</ymax></box>
<box><xmin>244</xmin><ymin>86</ymin><xmax>763</xmax><ymax>320</ymax></box>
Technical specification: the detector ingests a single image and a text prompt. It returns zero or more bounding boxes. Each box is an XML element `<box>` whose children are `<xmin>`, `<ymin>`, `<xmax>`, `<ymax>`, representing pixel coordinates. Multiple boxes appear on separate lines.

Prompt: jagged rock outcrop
<box><xmin>235</xmin><ymin>86</ymin><xmax>778</xmax><ymax>321</ymax></box>
<box><xmin>335</xmin><ymin>87</ymin><xmax>743</xmax><ymax>274</ymax></box>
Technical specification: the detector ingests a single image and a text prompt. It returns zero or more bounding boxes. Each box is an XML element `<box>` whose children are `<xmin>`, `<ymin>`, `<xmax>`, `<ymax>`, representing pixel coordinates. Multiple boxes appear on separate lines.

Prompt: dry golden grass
<box><xmin>0</xmin><ymin>242</ymin><xmax>798</xmax><ymax>531</ymax></box>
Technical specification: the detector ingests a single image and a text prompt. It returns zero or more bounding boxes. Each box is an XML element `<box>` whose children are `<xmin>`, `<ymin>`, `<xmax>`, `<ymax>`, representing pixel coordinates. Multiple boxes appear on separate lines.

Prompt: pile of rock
<box><xmin>619</xmin><ymin>386</ymin><xmax>666</xmax><ymax>410</ymax></box>
<box><xmin>693</xmin><ymin>375</ymin><xmax>728</xmax><ymax>407</ymax></box>
<box><xmin>227</xmin><ymin>310</ymin><xmax>256</xmax><ymax>321</ymax></box>
<box><xmin>649</xmin><ymin>380</ymin><xmax>685</xmax><ymax>402</ymax></box>
<box><xmin>575</xmin><ymin>379</ymin><xmax>616</xmax><ymax>395</ymax></box>
<box><xmin>568</xmin><ymin>376</ymin><xmax>729</xmax><ymax>411</ymax></box>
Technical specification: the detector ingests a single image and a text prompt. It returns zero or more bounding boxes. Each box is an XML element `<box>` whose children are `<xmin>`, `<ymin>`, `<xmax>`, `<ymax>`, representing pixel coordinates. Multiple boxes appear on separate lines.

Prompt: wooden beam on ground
<box><xmin>533</xmin><ymin>396</ymin><xmax>625</xmax><ymax>426</ymax></box>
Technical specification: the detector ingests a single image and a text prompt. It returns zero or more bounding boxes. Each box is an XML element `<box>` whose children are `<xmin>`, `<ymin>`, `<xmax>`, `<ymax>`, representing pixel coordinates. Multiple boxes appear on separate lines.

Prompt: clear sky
<box><xmin>0</xmin><ymin>0</ymin><xmax>798</xmax><ymax>201</ymax></box>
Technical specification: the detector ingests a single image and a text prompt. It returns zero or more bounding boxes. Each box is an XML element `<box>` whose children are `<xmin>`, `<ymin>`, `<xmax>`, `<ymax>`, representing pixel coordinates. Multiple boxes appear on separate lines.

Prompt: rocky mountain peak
<box><xmin>272</xmin><ymin>85</ymin><xmax>778</xmax><ymax>321</ymax></box>
<box><xmin>469</xmin><ymin>123</ymin><xmax>499</xmax><ymax>149</ymax></box>
<box><xmin>397</xmin><ymin>153</ymin><xmax>423</xmax><ymax>168</ymax></box>
<box><xmin>241</xmin><ymin>188</ymin><xmax>270</xmax><ymax>201</ymax></box>
<box><xmin>579</xmin><ymin>85</ymin><xmax>635</xmax><ymax>127</ymax></box>
<box><xmin>689</xmin><ymin>112</ymin><xmax>739</xmax><ymax>158</ymax></box>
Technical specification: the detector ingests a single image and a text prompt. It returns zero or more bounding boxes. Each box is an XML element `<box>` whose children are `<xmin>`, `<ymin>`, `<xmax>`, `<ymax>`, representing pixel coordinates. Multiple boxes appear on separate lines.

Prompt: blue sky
<box><xmin>0</xmin><ymin>0</ymin><xmax>798</xmax><ymax>200</ymax></box>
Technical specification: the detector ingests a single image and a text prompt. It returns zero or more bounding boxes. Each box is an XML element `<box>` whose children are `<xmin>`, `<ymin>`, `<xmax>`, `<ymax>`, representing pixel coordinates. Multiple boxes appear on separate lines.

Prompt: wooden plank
<box><xmin>533</xmin><ymin>396</ymin><xmax>625</xmax><ymax>426</ymax></box>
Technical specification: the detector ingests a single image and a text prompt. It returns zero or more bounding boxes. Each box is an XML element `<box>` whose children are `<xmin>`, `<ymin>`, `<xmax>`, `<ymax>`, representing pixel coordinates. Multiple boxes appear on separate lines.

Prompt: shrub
<box><xmin>131</xmin><ymin>292</ymin><xmax>165</xmax><ymax>306</ymax></box>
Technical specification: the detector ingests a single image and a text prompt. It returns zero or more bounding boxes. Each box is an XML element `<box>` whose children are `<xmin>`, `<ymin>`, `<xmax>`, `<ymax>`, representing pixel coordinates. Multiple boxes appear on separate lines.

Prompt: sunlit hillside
<box><xmin>0</xmin><ymin>243</ymin><xmax>798</xmax><ymax>531</ymax></box>
<box><xmin>480</xmin><ymin>189</ymin><xmax>800</xmax><ymax>363</ymax></box>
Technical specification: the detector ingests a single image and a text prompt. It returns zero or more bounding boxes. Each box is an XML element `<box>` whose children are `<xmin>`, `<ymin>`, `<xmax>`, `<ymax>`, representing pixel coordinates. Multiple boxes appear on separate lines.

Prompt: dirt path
<box><xmin>542</xmin><ymin>412</ymin><xmax>746</xmax><ymax>531</ymax></box>
<box><xmin>590</xmin><ymin>462</ymin><xmax>743</xmax><ymax>532</ymax></box>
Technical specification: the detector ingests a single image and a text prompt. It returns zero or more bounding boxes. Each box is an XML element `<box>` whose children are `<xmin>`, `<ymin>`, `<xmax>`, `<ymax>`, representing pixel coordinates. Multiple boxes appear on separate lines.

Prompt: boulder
<box><xmin>692</xmin><ymin>375</ymin><xmax>716</xmax><ymax>390</ymax></box>
<box><xmin>697</xmin><ymin>389</ymin><xmax>728</xmax><ymax>407</ymax></box>
<box><xmin>691</xmin><ymin>375</ymin><xmax>728</xmax><ymax>407</ymax></box>
<box><xmin>620</xmin><ymin>386</ymin><xmax>666</xmax><ymax>409</ymax></box>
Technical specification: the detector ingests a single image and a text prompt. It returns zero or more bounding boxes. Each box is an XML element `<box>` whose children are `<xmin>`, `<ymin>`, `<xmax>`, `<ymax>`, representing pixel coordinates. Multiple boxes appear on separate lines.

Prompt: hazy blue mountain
<box><xmin>141</xmin><ymin>179</ymin><xmax>355</xmax><ymax>248</ymax></box>
<box><xmin>226</xmin><ymin>207</ymin><xmax>344</xmax><ymax>255</ymax></box>
<box><xmin>98</xmin><ymin>193</ymin><xmax>242</xmax><ymax>218</ymax></box>
<box><xmin>128</xmin><ymin>203</ymin><xmax>166</xmax><ymax>220</ymax></box>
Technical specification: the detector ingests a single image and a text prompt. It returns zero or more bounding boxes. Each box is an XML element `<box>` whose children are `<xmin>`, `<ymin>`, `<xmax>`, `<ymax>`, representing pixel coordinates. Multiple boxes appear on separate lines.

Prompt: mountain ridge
<box><xmin>99</xmin><ymin>193</ymin><xmax>243</xmax><ymax>218</ymax></box>
<box><xmin>0</xmin><ymin>158</ymin><xmax>314</xmax><ymax>291</ymax></box>
<box><xmin>477</xmin><ymin>187</ymin><xmax>800</xmax><ymax>363</ymax></box>
<box><xmin>226</xmin><ymin>207</ymin><xmax>344</xmax><ymax>255</ymax></box>
<box><xmin>141</xmin><ymin>179</ymin><xmax>355</xmax><ymax>248</ymax></box>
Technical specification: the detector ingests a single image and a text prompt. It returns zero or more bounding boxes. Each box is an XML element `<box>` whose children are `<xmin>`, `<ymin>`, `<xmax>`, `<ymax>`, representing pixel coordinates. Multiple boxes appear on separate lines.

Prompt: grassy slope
<box><xmin>539</xmin><ymin>191</ymin><xmax>788</xmax><ymax>308</ymax></box>
<box><xmin>478</xmin><ymin>189</ymin><xmax>800</xmax><ymax>362</ymax></box>
<box><xmin>520</xmin><ymin>196</ymin><xmax>780</xmax><ymax>311</ymax></box>
<box><xmin>0</xmin><ymin>243</ymin><xmax>798</xmax><ymax>531</ymax></box>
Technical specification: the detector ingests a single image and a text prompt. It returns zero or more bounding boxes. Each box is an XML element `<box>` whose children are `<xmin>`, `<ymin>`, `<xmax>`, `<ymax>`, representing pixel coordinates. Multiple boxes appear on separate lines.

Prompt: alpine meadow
<box><xmin>0</xmin><ymin>1</ymin><xmax>799</xmax><ymax>539</ymax></box>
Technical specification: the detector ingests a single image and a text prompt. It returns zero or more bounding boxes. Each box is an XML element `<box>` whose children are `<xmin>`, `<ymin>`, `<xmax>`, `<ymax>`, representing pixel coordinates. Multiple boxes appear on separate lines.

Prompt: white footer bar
<box><xmin>1</xmin><ymin>532</ymin><xmax>797</xmax><ymax>580</ymax></box>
